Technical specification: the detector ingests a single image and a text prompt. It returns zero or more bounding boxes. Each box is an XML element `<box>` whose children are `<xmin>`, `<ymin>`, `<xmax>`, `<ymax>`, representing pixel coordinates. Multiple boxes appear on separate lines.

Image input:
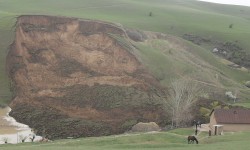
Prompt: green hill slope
<box><xmin>129</xmin><ymin>31</ymin><xmax>250</xmax><ymax>103</ymax></box>
<box><xmin>0</xmin><ymin>0</ymin><xmax>250</xmax><ymax>106</ymax></box>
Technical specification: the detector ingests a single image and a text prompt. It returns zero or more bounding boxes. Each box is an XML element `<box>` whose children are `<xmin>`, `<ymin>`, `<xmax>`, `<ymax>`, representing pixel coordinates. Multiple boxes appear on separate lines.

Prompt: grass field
<box><xmin>0</xmin><ymin>129</ymin><xmax>250</xmax><ymax>150</ymax></box>
<box><xmin>0</xmin><ymin>0</ymin><xmax>250</xmax><ymax>106</ymax></box>
<box><xmin>0</xmin><ymin>1</ymin><xmax>250</xmax><ymax>149</ymax></box>
<box><xmin>0</xmin><ymin>0</ymin><xmax>249</xmax><ymax>103</ymax></box>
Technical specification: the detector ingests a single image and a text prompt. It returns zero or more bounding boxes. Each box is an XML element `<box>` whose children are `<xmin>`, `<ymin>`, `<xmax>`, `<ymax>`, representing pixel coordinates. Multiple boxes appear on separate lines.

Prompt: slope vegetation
<box><xmin>1</xmin><ymin>0</ymin><xmax>250</xmax><ymax>107</ymax></box>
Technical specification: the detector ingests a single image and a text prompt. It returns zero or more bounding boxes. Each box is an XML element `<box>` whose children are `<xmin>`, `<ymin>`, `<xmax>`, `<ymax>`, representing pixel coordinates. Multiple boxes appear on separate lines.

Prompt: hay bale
<box><xmin>131</xmin><ymin>122</ymin><xmax>160</xmax><ymax>132</ymax></box>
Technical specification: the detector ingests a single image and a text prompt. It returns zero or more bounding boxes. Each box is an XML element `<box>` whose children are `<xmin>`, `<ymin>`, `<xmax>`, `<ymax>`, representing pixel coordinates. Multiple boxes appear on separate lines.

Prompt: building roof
<box><xmin>213</xmin><ymin>109</ymin><xmax>250</xmax><ymax>124</ymax></box>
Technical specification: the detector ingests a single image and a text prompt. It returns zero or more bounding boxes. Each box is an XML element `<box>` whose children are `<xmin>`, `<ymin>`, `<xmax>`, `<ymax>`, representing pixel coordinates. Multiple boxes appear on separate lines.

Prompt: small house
<box><xmin>210</xmin><ymin>109</ymin><xmax>250</xmax><ymax>135</ymax></box>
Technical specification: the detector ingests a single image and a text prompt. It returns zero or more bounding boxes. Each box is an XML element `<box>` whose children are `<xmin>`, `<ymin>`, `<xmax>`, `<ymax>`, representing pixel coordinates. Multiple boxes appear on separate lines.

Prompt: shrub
<box><xmin>245</xmin><ymin>81</ymin><xmax>250</xmax><ymax>88</ymax></box>
<box><xmin>131</xmin><ymin>122</ymin><xmax>160</xmax><ymax>132</ymax></box>
<box><xmin>126</xmin><ymin>29</ymin><xmax>147</xmax><ymax>42</ymax></box>
<box><xmin>121</xmin><ymin>120</ymin><xmax>137</xmax><ymax>131</ymax></box>
<box><xmin>1</xmin><ymin>137</ymin><xmax>9</xmax><ymax>144</ymax></box>
<box><xmin>229</xmin><ymin>24</ymin><xmax>233</xmax><ymax>28</ymax></box>
<box><xmin>149</xmin><ymin>12</ymin><xmax>153</xmax><ymax>16</ymax></box>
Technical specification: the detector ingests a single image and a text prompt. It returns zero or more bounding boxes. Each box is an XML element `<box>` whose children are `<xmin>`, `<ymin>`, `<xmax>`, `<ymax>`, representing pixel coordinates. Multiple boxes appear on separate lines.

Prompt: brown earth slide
<box><xmin>6</xmin><ymin>15</ymin><xmax>168</xmax><ymax>139</ymax></box>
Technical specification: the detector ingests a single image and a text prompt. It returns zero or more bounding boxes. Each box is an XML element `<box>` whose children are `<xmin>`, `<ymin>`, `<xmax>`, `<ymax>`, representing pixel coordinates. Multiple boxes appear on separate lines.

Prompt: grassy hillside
<box><xmin>133</xmin><ymin>36</ymin><xmax>250</xmax><ymax>104</ymax></box>
<box><xmin>1</xmin><ymin>129</ymin><xmax>250</xmax><ymax>150</ymax></box>
<box><xmin>0</xmin><ymin>0</ymin><xmax>250</xmax><ymax>106</ymax></box>
<box><xmin>0</xmin><ymin>15</ymin><xmax>13</xmax><ymax>106</ymax></box>
<box><xmin>1</xmin><ymin>0</ymin><xmax>249</xmax><ymax>48</ymax></box>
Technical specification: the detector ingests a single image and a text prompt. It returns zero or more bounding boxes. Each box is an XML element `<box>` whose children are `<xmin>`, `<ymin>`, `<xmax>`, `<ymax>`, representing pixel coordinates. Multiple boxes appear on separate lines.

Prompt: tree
<box><xmin>149</xmin><ymin>12</ymin><xmax>153</xmax><ymax>17</ymax></box>
<box><xmin>199</xmin><ymin>101</ymin><xmax>229</xmax><ymax>122</ymax></box>
<box><xmin>1</xmin><ymin>137</ymin><xmax>9</xmax><ymax>144</ymax></box>
<box><xmin>29</xmin><ymin>134</ymin><xmax>36</xmax><ymax>142</ymax></box>
<box><xmin>245</xmin><ymin>81</ymin><xmax>250</xmax><ymax>88</ymax></box>
<box><xmin>19</xmin><ymin>135</ymin><xmax>27</xmax><ymax>143</ymax></box>
<box><xmin>229</xmin><ymin>24</ymin><xmax>233</xmax><ymax>28</ymax></box>
<box><xmin>165</xmin><ymin>79</ymin><xmax>204</xmax><ymax>128</ymax></box>
<box><xmin>29</xmin><ymin>129</ymin><xmax>36</xmax><ymax>142</ymax></box>
<box><xmin>225</xmin><ymin>91</ymin><xmax>237</xmax><ymax>103</ymax></box>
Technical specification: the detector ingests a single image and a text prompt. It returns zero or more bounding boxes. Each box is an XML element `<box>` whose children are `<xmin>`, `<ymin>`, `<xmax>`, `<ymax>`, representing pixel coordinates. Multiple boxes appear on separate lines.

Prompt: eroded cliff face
<box><xmin>7</xmin><ymin>15</ymin><xmax>167</xmax><ymax>139</ymax></box>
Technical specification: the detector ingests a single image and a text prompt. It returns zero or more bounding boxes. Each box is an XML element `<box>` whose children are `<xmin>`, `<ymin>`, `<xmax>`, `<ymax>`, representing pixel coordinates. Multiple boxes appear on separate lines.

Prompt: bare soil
<box><xmin>7</xmin><ymin>15</ymin><xmax>168</xmax><ymax>139</ymax></box>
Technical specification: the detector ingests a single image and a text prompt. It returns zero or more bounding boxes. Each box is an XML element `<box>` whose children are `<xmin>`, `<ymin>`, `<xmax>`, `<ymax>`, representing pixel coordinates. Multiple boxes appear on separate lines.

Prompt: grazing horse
<box><xmin>187</xmin><ymin>136</ymin><xmax>199</xmax><ymax>144</ymax></box>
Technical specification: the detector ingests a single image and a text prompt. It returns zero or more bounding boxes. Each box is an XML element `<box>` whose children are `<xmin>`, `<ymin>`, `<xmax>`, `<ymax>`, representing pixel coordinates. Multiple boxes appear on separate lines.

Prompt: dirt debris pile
<box><xmin>7</xmin><ymin>15</ymin><xmax>168</xmax><ymax>139</ymax></box>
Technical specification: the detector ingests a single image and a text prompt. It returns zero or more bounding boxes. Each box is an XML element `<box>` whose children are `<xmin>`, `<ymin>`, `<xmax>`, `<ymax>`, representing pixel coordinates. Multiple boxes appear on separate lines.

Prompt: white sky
<box><xmin>198</xmin><ymin>0</ymin><xmax>250</xmax><ymax>7</ymax></box>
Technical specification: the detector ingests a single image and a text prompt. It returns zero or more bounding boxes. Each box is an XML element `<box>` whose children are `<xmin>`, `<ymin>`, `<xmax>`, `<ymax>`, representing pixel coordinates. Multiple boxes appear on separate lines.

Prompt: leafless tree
<box><xmin>29</xmin><ymin>129</ymin><xmax>36</xmax><ymax>142</ymax></box>
<box><xmin>225</xmin><ymin>91</ymin><xmax>237</xmax><ymax>103</ymax></box>
<box><xmin>1</xmin><ymin>137</ymin><xmax>10</xmax><ymax>144</ymax></box>
<box><xmin>165</xmin><ymin>79</ymin><xmax>204</xmax><ymax>128</ymax></box>
<box><xmin>19</xmin><ymin>135</ymin><xmax>27</xmax><ymax>143</ymax></box>
<box><xmin>29</xmin><ymin>133</ymin><xmax>36</xmax><ymax>142</ymax></box>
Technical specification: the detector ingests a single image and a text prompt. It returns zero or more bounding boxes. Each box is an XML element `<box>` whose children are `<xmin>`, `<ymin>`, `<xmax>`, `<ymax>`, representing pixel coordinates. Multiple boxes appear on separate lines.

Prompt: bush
<box><xmin>245</xmin><ymin>81</ymin><xmax>250</xmax><ymax>88</ymax></box>
<box><xmin>225</xmin><ymin>91</ymin><xmax>236</xmax><ymax>100</ymax></box>
<box><xmin>1</xmin><ymin>137</ymin><xmax>9</xmax><ymax>144</ymax></box>
<box><xmin>121</xmin><ymin>120</ymin><xmax>137</xmax><ymax>131</ymax></box>
<box><xmin>149</xmin><ymin>12</ymin><xmax>152</xmax><ymax>16</ymax></box>
<box><xmin>229</xmin><ymin>24</ymin><xmax>233</xmax><ymax>28</ymax></box>
<box><xmin>126</xmin><ymin>29</ymin><xmax>147</xmax><ymax>42</ymax></box>
<box><xmin>131</xmin><ymin>122</ymin><xmax>160</xmax><ymax>132</ymax></box>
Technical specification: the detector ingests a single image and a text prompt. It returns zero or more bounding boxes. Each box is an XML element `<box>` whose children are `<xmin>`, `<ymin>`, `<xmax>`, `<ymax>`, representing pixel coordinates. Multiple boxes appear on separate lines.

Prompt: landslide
<box><xmin>7</xmin><ymin>15</ymin><xmax>168</xmax><ymax>139</ymax></box>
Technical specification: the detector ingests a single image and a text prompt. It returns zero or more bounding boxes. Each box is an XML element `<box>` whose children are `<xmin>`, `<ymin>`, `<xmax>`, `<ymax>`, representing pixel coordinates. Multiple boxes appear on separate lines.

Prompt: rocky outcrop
<box><xmin>7</xmin><ymin>15</ymin><xmax>168</xmax><ymax>139</ymax></box>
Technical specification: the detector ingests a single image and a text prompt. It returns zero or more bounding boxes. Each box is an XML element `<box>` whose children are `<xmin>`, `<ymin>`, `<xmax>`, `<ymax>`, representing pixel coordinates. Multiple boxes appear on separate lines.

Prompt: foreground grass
<box><xmin>1</xmin><ymin>129</ymin><xmax>250</xmax><ymax>150</ymax></box>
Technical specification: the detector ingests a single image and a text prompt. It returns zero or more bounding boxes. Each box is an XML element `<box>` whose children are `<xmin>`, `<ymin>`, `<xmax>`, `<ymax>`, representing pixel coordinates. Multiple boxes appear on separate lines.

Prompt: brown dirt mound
<box><xmin>7</xmin><ymin>15</ymin><xmax>169</xmax><ymax>139</ymax></box>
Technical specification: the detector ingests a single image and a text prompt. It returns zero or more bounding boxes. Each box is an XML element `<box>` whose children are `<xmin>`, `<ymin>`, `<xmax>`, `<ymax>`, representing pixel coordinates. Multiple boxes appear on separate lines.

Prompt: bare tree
<box><xmin>225</xmin><ymin>91</ymin><xmax>237</xmax><ymax>103</ymax></box>
<box><xmin>29</xmin><ymin>133</ymin><xmax>36</xmax><ymax>142</ymax></box>
<box><xmin>19</xmin><ymin>135</ymin><xmax>27</xmax><ymax>143</ymax></box>
<box><xmin>165</xmin><ymin>79</ymin><xmax>204</xmax><ymax>128</ymax></box>
<box><xmin>29</xmin><ymin>129</ymin><xmax>36</xmax><ymax>142</ymax></box>
<box><xmin>1</xmin><ymin>137</ymin><xmax>10</xmax><ymax>144</ymax></box>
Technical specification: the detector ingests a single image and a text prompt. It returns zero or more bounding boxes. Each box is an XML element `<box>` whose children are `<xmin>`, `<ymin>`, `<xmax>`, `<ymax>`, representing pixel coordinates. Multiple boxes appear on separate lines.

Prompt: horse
<box><xmin>187</xmin><ymin>136</ymin><xmax>199</xmax><ymax>144</ymax></box>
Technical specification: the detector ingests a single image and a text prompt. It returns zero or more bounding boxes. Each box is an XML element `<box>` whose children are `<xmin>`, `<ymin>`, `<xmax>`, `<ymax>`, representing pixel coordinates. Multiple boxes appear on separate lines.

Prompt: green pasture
<box><xmin>0</xmin><ymin>0</ymin><xmax>250</xmax><ymax>48</ymax></box>
<box><xmin>1</xmin><ymin>129</ymin><xmax>250</xmax><ymax>150</ymax></box>
<box><xmin>0</xmin><ymin>0</ymin><xmax>250</xmax><ymax>105</ymax></box>
<box><xmin>0</xmin><ymin>1</ymin><xmax>250</xmax><ymax>149</ymax></box>
<box><xmin>134</xmin><ymin>38</ymin><xmax>250</xmax><ymax>103</ymax></box>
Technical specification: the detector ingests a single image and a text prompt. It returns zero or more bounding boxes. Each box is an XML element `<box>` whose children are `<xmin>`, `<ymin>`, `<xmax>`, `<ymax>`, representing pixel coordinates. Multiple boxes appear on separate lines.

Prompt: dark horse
<box><xmin>187</xmin><ymin>136</ymin><xmax>199</xmax><ymax>144</ymax></box>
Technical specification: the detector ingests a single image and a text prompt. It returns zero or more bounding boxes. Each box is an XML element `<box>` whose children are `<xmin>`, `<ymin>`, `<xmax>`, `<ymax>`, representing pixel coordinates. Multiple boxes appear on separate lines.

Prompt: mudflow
<box><xmin>7</xmin><ymin>15</ymin><xmax>168</xmax><ymax>139</ymax></box>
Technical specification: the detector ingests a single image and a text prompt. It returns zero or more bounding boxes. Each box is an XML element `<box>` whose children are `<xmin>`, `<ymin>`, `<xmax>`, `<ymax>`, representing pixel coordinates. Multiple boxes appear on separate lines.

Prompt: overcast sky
<box><xmin>198</xmin><ymin>0</ymin><xmax>250</xmax><ymax>7</ymax></box>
